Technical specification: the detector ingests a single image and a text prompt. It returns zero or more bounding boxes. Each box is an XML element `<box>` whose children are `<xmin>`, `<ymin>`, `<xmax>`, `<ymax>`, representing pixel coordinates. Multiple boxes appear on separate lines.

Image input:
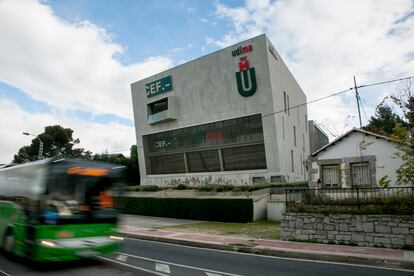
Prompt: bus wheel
<box><xmin>3</xmin><ymin>231</ymin><xmax>14</xmax><ymax>254</ymax></box>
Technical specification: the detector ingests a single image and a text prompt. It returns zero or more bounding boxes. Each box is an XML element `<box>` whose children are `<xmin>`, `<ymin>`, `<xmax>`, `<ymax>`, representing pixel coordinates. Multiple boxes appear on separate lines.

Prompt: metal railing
<box><xmin>285</xmin><ymin>186</ymin><xmax>414</xmax><ymax>210</ymax></box>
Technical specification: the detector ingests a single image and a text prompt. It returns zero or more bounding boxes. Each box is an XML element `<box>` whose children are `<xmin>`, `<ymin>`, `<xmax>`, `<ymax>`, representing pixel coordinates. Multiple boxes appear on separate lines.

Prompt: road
<box><xmin>1</xmin><ymin>238</ymin><xmax>413</xmax><ymax>276</ymax></box>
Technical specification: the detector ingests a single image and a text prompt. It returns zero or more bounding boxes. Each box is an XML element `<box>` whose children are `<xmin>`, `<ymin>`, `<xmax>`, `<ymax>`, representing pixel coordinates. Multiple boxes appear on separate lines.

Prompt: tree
<box><xmin>389</xmin><ymin>82</ymin><xmax>414</xmax><ymax>184</ymax></box>
<box><xmin>363</xmin><ymin>102</ymin><xmax>404</xmax><ymax>136</ymax></box>
<box><xmin>126</xmin><ymin>145</ymin><xmax>140</xmax><ymax>185</ymax></box>
<box><xmin>361</xmin><ymin>81</ymin><xmax>414</xmax><ymax>185</ymax></box>
<box><xmin>13</xmin><ymin>125</ymin><xmax>92</xmax><ymax>163</ymax></box>
<box><xmin>93</xmin><ymin>145</ymin><xmax>140</xmax><ymax>185</ymax></box>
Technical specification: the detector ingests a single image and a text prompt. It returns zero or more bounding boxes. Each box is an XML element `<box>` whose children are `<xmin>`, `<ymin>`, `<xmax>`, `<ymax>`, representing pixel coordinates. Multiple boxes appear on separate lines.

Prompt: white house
<box><xmin>309</xmin><ymin>128</ymin><xmax>403</xmax><ymax>188</ymax></box>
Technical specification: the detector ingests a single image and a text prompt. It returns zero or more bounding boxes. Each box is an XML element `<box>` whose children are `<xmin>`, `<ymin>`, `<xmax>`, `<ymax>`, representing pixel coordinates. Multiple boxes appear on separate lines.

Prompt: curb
<box><xmin>122</xmin><ymin>232</ymin><xmax>414</xmax><ymax>271</ymax></box>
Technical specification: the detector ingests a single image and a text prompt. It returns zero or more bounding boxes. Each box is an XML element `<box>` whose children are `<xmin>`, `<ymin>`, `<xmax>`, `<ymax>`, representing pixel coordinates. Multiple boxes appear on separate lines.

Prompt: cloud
<box><xmin>211</xmin><ymin>0</ymin><xmax>414</xmax><ymax>137</ymax></box>
<box><xmin>171</xmin><ymin>44</ymin><xmax>194</xmax><ymax>53</ymax></box>
<box><xmin>0</xmin><ymin>0</ymin><xmax>173</xmax><ymax>119</ymax></box>
<box><xmin>0</xmin><ymin>98</ymin><xmax>135</xmax><ymax>164</ymax></box>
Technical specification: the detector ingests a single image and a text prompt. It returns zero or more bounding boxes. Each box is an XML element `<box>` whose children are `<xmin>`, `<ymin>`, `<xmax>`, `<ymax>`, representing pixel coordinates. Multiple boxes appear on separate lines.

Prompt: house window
<box><xmin>322</xmin><ymin>164</ymin><xmax>340</xmax><ymax>187</ymax></box>
<box><xmin>283</xmin><ymin>91</ymin><xmax>287</xmax><ymax>113</ymax></box>
<box><xmin>351</xmin><ymin>162</ymin><xmax>370</xmax><ymax>186</ymax></box>
<box><xmin>290</xmin><ymin>150</ymin><xmax>294</xmax><ymax>172</ymax></box>
<box><xmin>282</xmin><ymin>117</ymin><xmax>285</xmax><ymax>140</ymax></box>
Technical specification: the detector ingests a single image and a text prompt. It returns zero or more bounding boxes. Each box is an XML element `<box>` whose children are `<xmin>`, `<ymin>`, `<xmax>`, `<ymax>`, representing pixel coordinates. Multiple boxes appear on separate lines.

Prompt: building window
<box><xmin>351</xmin><ymin>162</ymin><xmax>370</xmax><ymax>186</ymax></box>
<box><xmin>293</xmin><ymin>126</ymin><xmax>296</xmax><ymax>146</ymax></box>
<box><xmin>222</xmin><ymin>144</ymin><xmax>267</xmax><ymax>171</ymax></box>
<box><xmin>282</xmin><ymin>117</ymin><xmax>285</xmax><ymax>140</ymax></box>
<box><xmin>300</xmin><ymin>155</ymin><xmax>303</xmax><ymax>174</ymax></box>
<box><xmin>148</xmin><ymin>98</ymin><xmax>168</xmax><ymax>115</ymax></box>
<box><xmin>321</xmin><ymin>164</ymin><xmax>340</xmax><ymax>188</ymax></box>
<box><xmin>283</xmin><ymin>92</ymin><xmax>287</xmax><ymax>113</ymax></box>
<box><xmin>148</xmin><ymin>153</ymin><xmax>186</xmax><ymax>174</ymax></box>
<box><xmin>291</xmin><ymin>150</ymin><xmax>294</xmax><ymax>172</ymax></box>
<box><xmin>187</xmin><ymin>150</ymin><xmax>221</xmax><ymax>173</ymax></box>
<box><xmin>287</xmin><ymin>95</ymin><xmax>290</xmax><ymax>115</ymax></box>
<box><xmin>305</xmin><ymin>114</ymin><xmax>308</xmax><ymax>132</ymax></box>
<box><xmin>143</xmin><ymin>114</ymin><xmax>266</xmax><ymax>174</ymax></box>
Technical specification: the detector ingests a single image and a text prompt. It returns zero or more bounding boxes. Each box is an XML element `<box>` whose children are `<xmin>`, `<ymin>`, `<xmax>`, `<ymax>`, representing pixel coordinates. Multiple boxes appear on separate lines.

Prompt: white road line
<box><xmin>206</xmin><ymin>272</ymin><xmax>222</xmax><ymax>276</ymax></box>
<box><xmin>0</xmin><ymin>268</ymin><xmax>11</xmax><ymax>276</ymax></box>
<box><xmin>155</xmin><ymin>263</ymin><xmax>171</xmax><ymax>274</ymax></box>
<box><xmin>97</xmin><ymin>256</ymin><xmax>167</xmax><ymax>276</ymax></box>
<box><xmin>116</xmin><ymin>254</ymin><xmax>128</xmax><ymax>262</ymax></box>
<box><xmin>125</xmin><ymin>237</ymin><xmax>414</xmax><ymax>273</ymax></box>
<box><xmin>117</xmin><ymin>252</ymin><xmax>243</xmax><ymax>276</ymax></box>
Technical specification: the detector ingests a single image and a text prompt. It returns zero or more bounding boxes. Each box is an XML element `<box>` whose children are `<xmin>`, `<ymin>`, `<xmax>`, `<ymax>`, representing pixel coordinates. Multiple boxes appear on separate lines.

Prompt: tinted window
<box><xmin>187</xmin><ymin>150</ymin><xmax>221</xmax><ymax>173</ymax></box>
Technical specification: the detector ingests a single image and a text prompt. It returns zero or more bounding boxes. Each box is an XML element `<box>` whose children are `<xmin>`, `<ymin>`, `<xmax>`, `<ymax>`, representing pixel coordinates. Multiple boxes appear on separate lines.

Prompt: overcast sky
<box><xmin>0</xmin><ymin>0</ymin><xmax>413</xmax><ymax>164</ymax></box>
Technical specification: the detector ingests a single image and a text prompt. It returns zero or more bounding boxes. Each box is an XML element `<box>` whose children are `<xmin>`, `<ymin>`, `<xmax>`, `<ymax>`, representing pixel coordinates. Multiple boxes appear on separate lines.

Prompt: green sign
<box><xmin>146</xmin><ymin>76</ymin><xmax>173</xmax><ymax>98</ymax></box>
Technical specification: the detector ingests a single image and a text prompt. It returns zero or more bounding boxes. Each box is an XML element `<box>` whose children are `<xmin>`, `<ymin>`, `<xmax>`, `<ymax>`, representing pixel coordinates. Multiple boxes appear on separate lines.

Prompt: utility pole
<box><xmin>354</xmin><ymin>76</ymin><xmax>363</xmax><ymax>128</ymax></box>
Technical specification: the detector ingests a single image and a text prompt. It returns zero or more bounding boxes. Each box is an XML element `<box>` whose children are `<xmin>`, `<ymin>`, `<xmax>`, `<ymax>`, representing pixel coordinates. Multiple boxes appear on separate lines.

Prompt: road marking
<box><xmin>206</xmin><ymin>273</ymin><xmax>222</xmax><ymax>276</ymax></box>
<box><xmin>156</xmin><ymin>263</ymin><xmax>171</xmax><ymax>274</ymax></box>
<box><xmin>0</xmin><ymin>268</ymin><xmax>11</xmax><ymax>276</ymax></box>
<box><xmin>116</xmin><ymin>252</ymin><xmax>243</xmax><ymax>276</ymax></box>
<box><xmin>125</xmin><ymin>237</ymin><xmax>414</xmax><ymax>273</ymax></box>
<box><xmin>116</xmin><ymin>254</ymin><xmax>128</xmax><ymax>262</ymax></box>
<box><xmin>97</xmin><ymin>256</ymin><xmax>167</xmax><ymax>276</ymax></box>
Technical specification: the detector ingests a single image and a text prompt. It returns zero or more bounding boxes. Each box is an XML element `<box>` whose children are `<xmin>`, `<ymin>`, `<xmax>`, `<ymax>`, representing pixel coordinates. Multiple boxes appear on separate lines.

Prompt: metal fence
<box><xmin>285</xmin><ymin>186</ymin><xmax>414</xmax><ymax>210</ymax></box>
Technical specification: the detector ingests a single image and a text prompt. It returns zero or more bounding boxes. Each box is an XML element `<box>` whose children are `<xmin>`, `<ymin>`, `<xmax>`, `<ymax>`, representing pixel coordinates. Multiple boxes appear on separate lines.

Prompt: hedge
<box><xmin>115</xmin><ymin>197</ymin><xmax>253</xmax><ymax>222</ymax></box>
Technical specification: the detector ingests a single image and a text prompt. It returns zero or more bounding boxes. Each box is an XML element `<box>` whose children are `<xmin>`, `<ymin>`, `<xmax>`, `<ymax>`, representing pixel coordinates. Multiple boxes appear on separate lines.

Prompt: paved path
<box><xmin>119</xmin><ymin>215</ymin><xmax>414</xmax><ymax>270</ymax></box>
<box><xmin>119</xmin><ymin>214</ymin><xmax>203</xmax><ymax>229</ymax></box>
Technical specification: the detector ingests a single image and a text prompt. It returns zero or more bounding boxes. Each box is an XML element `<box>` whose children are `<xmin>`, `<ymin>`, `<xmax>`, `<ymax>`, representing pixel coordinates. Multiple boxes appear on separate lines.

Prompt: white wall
<box><xmin>265</xmin><ymin>36</ymin><xmax>309</xmax><ymax>182</ymax></box>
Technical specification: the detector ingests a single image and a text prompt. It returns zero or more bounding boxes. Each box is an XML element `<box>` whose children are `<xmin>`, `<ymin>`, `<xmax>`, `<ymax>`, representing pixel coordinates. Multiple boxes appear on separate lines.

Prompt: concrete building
<box><xmin>308</xmin><ymin>120</ymin><xmax>329</xmax><ymax>153</ymax></box>
<box><xmin>309</xmin><ymin>128</ymin><xmax>403</xmax><ymax>188</ymax></box>
<box><xmin>131</xmin><ymin>34</ymin><xmax>310</xmax><ymax>186</ymax></box>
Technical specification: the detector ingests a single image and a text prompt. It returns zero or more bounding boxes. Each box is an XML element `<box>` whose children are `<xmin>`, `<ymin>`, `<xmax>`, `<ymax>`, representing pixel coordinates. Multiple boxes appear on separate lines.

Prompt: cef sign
<box><xmin>146</xmin><ymin>76</ymin><xmax>173</xmax><ymax>98</ymax></box>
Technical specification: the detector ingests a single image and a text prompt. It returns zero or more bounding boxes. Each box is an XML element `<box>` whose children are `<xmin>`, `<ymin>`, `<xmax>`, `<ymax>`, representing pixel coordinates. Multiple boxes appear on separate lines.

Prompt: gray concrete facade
<box><xmin>131</xmin><ymin>34</ymin><xmax>309</xmax><ymax>186</ymax></box>
<box><xmin>308</xmin><ymin>120</ymin><xmax>329</xmax><ymax>154</ymax></box>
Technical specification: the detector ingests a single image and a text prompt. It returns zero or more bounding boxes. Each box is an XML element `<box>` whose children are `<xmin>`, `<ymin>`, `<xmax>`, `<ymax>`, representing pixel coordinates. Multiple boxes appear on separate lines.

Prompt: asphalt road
<box><xmin>1</xmin><ymin>238</ymin><xmax>413</xmax><ymax>276</ymax></box>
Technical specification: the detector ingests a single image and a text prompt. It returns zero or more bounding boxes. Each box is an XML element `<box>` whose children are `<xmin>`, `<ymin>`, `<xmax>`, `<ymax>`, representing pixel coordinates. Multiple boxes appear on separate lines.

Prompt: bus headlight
<box><xmin>110</xmin><ymin>235</ymin><xmax>124</xmax><ymax>241</ymax></box>
<box><xmin>40</xmin><ymin>240</ymin><xmax>57</xmax><ymax>247</ymax></box>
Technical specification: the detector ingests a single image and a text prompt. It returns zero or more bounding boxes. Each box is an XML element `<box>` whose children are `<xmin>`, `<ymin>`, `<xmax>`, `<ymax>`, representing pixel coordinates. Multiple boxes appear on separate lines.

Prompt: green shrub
<box><xmin>115</xmin><ymin>197</ymin><xmax>253</xmax><ymax>222</ymax></box>
<box><xmin>196</xmin><ymin>184</ymin><xmax>234</xmax><ymax>192</ymax></box>
<box><xmin>175</xmin><ymin>184</ymin><xmax>190</xmax><ymax>190</ymax></box>
<box><xmin>138</xmin><ymin>185</ymin><xmax>159</xmax><ymax>192</ymax></box>
<box><xmin>125</xmin><ymin>186</ymin><xmax>140</xmax><ymax>192</ymax></box>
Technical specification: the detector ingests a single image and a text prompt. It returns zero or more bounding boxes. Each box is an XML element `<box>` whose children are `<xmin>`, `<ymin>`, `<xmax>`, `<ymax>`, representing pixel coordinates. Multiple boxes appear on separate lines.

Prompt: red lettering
<box><xmin>205</xmin><ymin>130</ymin><xmax>224</xmax><ymax>143</ymax></box>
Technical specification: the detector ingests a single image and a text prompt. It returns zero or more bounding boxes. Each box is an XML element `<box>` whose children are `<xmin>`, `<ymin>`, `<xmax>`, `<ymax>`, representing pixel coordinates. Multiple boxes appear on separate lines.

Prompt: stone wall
<box><xmin>281</xmin><ymin>213</ymin><xmax>414</xmax><ymax>249</ymax></box>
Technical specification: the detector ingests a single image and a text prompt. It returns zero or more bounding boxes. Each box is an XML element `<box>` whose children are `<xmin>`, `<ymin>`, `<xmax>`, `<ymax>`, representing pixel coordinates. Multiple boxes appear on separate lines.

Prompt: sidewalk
<box><xmin>120</xmin><ymin>224</ymin><xmax>414</xmax><ymax>270</ymax></box>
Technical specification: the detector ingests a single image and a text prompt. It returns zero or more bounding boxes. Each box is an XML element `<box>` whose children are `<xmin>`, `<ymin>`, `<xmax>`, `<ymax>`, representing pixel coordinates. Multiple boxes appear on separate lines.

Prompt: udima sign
<box><xmin>232</xmin><ymin>44</ymin><xmax>253</xmax><ymax>57</ymax></box>
<box><xmin>235</xmin><ymin>57</ymin><xmax>257</xmax><ymax>97</ymax></box>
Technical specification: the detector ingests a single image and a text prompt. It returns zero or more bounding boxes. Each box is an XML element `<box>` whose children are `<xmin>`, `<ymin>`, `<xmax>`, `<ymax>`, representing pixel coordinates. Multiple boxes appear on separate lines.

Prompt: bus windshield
<box><xmin>41</xmin><ymin>165</ymin><xmax>123</xmax><ymax>224</ymax></box>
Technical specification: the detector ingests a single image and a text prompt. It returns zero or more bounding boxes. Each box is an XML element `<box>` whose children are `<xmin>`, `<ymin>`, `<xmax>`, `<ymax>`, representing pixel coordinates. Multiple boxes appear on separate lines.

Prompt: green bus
<box><xmin>0</xmin><ymin>157</ymin><xmax>125</xmax><ymax>262</ymax></box>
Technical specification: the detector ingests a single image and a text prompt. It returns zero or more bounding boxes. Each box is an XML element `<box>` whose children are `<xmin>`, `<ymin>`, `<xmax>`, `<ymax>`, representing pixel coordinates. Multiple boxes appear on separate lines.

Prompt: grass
<box><xmin>159</xmin><ymin>220</ymin><xmax>280</xmax><ymax>240</ymax></box>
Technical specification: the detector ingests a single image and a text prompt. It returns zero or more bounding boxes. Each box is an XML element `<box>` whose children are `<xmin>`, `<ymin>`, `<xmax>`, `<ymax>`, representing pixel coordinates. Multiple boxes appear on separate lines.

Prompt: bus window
<box><xmin>41</xmin><ymin>168</ymin><xmax>122</xmax><ymax>224</ymax></box>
